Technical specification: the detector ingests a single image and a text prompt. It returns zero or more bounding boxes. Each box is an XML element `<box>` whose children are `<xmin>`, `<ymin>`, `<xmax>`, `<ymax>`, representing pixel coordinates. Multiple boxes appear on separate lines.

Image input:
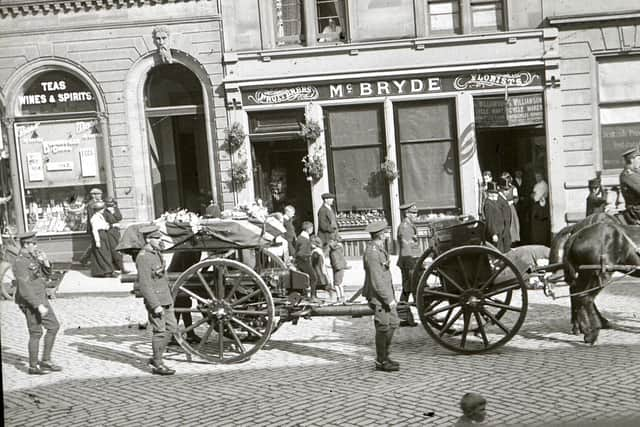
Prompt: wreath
<box><xmin>300</xmin><ymin>120</ymin><xmax>323</xmax><ymax>143</ymax></box>
<box><xmin>381</xmin><ymin>158</ymin><xmax>399</xmax><ymax>181</ymax></box>
<box><xmin>231</xmin><ymin>159</ymin><xmax>250</xmax><ymax>190</ymax></box>
<box><xmin>225</xmin><ymin>122</ymin><xmax>247</xmax><ymax>153</ymax></box>
<box><xmin>302</xmin><ymin>152</ymin><xmax>324</xmax><ymax>181</ymax></box>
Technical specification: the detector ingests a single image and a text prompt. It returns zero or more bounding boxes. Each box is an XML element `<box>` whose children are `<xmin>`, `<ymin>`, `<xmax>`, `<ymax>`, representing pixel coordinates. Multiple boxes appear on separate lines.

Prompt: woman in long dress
<box><xmin>501</xmin><ymin>172</ymin><xmax>520</xmax><ymax>246</ymax></box>
<box><xmin>89</xmin><ymin>201</ymin><xmax>115</xmax><ymax>277</ymax></box>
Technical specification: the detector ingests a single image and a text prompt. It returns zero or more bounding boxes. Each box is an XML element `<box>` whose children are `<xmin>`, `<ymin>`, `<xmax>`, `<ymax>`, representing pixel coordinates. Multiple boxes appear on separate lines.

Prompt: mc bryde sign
<box><xmin>241</xmin><ymin>70</ymin><xmax>543</xmax><ymax>105</ymax></box>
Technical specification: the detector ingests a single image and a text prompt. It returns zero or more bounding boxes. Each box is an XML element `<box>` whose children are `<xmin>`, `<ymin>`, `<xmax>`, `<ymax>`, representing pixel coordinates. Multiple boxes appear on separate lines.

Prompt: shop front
<box><xmin>231</xmin><ymin>68</ymin><xmax>553</xmax><ymax>253</ymax></box>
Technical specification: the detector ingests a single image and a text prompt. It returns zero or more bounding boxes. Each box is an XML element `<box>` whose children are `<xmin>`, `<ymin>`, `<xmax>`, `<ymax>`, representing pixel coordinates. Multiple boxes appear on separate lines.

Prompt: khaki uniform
<box><xmin>363</xmin><ymin>240</ymin><xmax>399</xmax><ymax>364</ymax></box>
<box><xmin>136</xmin><ymin>245</ymin><xmax>177</xmax><ymax>365</ymax></box>
<box><xmin>13</xmin><ymin>248</ymin><xmax>60</xmax><ymax>368</ymax></box>
<box><xmin>396</xmin><ymin>217</ymin><xmax>421</xmax><ymax>303</ymax></box>
<box><xmin>620</xmin><ymin>167</ymin><xmax>640</xmax><ymax>224</ymax></box>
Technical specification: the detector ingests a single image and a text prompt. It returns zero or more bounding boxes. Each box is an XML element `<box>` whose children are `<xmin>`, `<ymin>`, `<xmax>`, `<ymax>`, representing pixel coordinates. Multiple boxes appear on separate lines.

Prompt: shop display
<box><xmin>336</xmin><ymin>210</ymin><xmax>387</xmax><ymax>229</ymax></box>
<box><xmin>25</xmin><ymin>187</ymin><xmax>99</xmax><ymax>233</ymax></box>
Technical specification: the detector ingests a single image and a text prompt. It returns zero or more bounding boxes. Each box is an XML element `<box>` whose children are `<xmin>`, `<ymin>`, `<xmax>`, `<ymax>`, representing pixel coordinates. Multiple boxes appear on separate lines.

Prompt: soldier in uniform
<box><xmin>136</xmin><ymin>224</ymin><xmax>177</xmax><ymax>375</ymax></box>
<box><xmin>619</xmin><ymin>147</ymin><xmax>640</xmax><ymax>225</ymax></box>
<box><xmin>396</xmin><ymin>203</ymin><xmax>420</xmax><ymax>327</ymax></box>
<box><xmin>13</xmin><ymin>231</ymin><xmax>62</xmax><ymax>375</ymax></box>
<box><xmin>363</xmin><ymin>220</ymin><xmax>400</xmax><ymax>372</ymax></box>
<box><xmin>317</xmin><ymin>192</ymin><xmax>339</xmax><ymax>246</ymax></box>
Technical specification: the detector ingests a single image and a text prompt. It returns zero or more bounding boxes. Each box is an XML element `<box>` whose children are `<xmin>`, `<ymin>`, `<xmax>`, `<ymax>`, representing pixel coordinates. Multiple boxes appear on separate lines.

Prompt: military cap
<box><xmin>486</xmin><ymin>182</ymin><xmax>499</xmax><ymax>193</ymax></box>
<box><xmin>400</xmin><ymin>203</ymin><xmax>418</xmax><ymax>213</ymax></box>
<box><xmin>365</xmin><ymin>220</ymin><xmax>389</xmax><ymax>234</ymax></box>
<box><xmin>17</xmin><ymin>231</ymin><xmax>37</xmax><ymax>243</ymax></box>
<box><xmin>622</xmin><ymin>147</ymin><xmax>640</xmax><ymax>159</ymax></box>
<box><xmin>140</xmin><ymin>224</ymin><xmax>162</xmax><ymax>238</ymax></box>
<box><xmin>89</xmin><ymin>187</ymin><xmax>103</xmax><ymax>195</ymax></box>
<box><xmin>588</xmin><ymin>178</ymin><xmax>600</xmax><ymax>189</ymax></box>
<box><xmin>321</xmin><ymin>192</ymin><xmax>336</xmax><ymax>200</ymax></box>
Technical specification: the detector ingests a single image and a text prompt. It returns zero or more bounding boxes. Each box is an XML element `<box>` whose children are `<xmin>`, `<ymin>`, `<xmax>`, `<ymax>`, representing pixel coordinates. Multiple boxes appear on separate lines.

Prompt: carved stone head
<box><xmin>152</xmin><ymin>26</ymin><xmax>173</xmax><ymax>64</ymax></box>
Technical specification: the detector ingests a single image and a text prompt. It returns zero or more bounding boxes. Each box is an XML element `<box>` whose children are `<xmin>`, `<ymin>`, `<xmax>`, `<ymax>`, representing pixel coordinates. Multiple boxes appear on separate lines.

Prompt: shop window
<box><xmin>470</xmin><ymin>0</ymin><xmax>504</xmax><ymax>32</ymax></box>
<box><xmin>325</xmin><ymin>105</ymin><xmax>388</xmax><ymax>215</ymax></box>
<box><xmin>395</xmin><ymin>100</ymin><xmax>460</xmax><ymax>213</ymax></box>
<box><xmin>13</xmin><ymin>70</ymin><xmax>106</xmax><ymax>234</ymax></box>
<box><xmin>427</xmin><ymin>0</ymin><xmax>461</xmax><ymax>35</ymax></box>
<box><xmin>316</xmin><ymin>0</ymin><xmax>346</xmax><ymax>43</ymax></box>
<box><xmin>599</xmin><ymin>59</ymin><xmax>640</xmax><ymax>171</ymax></box>
<box><xmin>275</xmin><ymin>0</ymin><xmax>305</xmax><ymax>46</ymax></box>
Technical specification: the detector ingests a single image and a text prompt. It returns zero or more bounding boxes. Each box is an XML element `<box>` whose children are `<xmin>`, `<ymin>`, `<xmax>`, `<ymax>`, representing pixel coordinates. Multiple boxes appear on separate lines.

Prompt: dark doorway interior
<box><xmin>252</xmin><ymin>140</ymin><xmax>313</xmax><ymax>230</ymax></box>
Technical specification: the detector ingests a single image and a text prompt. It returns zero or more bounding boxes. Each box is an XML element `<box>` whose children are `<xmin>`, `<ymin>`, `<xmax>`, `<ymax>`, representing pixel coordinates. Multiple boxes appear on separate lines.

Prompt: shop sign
<box><xmin>19</xmin><ymin>70</ymin><xmax>97</xmax><ymax>115</ymax></box>
<box><xmin>602</xmin><ymin>122</ymin><xmax>640</xmax><ymax>170</ymax></box>
<box><xmin>474</xmin><ymin>94</ymin><xmax>544</xmax><ymax>128</ymax></box>
<box><xmin>15</xmin><ymin>119</ymin><xmax>102</xmax><ymax>189</ymax></box>
<box><xmin>241</xmin><ymin>70</ymin><xmax>543</xmax><ymax>105</ymax></box>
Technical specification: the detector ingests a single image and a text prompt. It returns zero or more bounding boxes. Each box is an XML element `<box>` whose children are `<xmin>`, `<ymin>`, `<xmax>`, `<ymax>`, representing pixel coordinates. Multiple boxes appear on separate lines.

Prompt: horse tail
<box><xmin>550</xmin><ymin>224</ymin><xmax>575</xmax><ymax>264</ymax></box>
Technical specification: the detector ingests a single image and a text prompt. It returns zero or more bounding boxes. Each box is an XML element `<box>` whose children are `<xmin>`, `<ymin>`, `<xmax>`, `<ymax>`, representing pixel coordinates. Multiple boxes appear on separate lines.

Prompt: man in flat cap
<box><xmin>136</xmin><ymin>224</ymin><xmax>176</xmax><ymax>375</ymax></box>
<box><xmin>363</xmin><ymin>220</ymin><xmax>400</xmax><ymax>372</ymax></box>
<box><xmin>396</xmin><ymin>203</ymin><xmax>420</xmax><ymax>327</ymax></box>
<box><xmin>13</xmin><ymin>231</ymin><xmax>62</xmax><ymax>374</ymax></box>
<box><xmin>586</xmin><ymin>177</ymin><xmax>607</xmax><ymax>217</ymax></box>
<box><xmin>620</xmin><ymin>147</ymin><xmax>640</xmax><ymax>224</ymax></box>
<box><xmin>317</xmin><ymin>192</ymin><xmax>339</xmax><ymax>246</ymax></box>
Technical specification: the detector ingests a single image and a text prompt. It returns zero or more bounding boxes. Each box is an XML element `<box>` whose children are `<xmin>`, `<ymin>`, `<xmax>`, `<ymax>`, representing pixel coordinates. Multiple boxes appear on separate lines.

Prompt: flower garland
<box><xmin>231</xmin><ymin>159</ymin><xmax>250</xmax><ymax>190</ymax></box>
<box><xmin>300</xmin><ymin>119</ymin><xmax>323</xmax><ymax>143</ymax></box>
<box><xmin>302</xmin><ymin>152</ymin><xmax>324</xmax><ymax>181</ymax></box>
<box><xmin>225</xmin><ymin>122</ymin><xmax>247</xmax><ymax>153</ymax></box>
<box><xmin>381</xmin><ymin>158</ymin><xmax>399</xmax><ymax>181</ymax></box>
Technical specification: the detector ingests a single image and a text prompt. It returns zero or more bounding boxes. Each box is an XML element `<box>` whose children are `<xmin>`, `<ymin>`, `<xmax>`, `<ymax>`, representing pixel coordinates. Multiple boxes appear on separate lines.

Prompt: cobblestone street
<box><xmin>3</xmin><ymin>280</ymin><xmax>640</xmax><ymax>426</ymax></box>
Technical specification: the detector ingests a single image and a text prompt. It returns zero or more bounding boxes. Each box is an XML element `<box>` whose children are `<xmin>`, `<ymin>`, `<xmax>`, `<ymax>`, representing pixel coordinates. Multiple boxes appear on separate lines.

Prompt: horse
<box><xmin>562</xmin><ymin>220</ymin><xmax>640</xmax><ymax>344</ymax></box>
<box><xmin>548</xmin><ymin>213</ymin><xmax>620</xmax><ymax>333</ymax></box>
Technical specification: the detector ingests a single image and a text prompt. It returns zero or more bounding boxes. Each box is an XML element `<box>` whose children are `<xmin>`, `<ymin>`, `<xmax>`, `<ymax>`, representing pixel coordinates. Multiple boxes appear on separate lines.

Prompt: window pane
<box><xmin>396</xmin><ymin>102</ymin><xmax>453</xmax><ymax>141</ymax></box>
<box><xmin>599</xmin><ymin>59</ymin><xmax>640</xmax><ymax>103</ymax></box>
<box><xmin>600</xmin><ymin>105</ymin><xmax>640</xmax><ymax>170</ymax></box>
<box><xmin>350</xmin><ymin>0</ymin><xmax>415</xmax><ymax>41</ymax></box>
<box><xmin>326</xmin><ymin>107</ymin><xmax>383</xmax><ymax>147</ymax></box>
<box><xmin>428</xmin><ymin>1</ymin><xmax>460</xmax><ymax>34</ymax></box>
<box><xmin>400</xmin><ymin>142</ymin><xmax>458</xmax><ymax>209</ymax></box>
<box><xmin>317</xmin><ymin>0</ymin><xmax>345</xmax><ymax>42</ymax></box>
<box><xmin>471</xmin><ymin>1</ymin><xmax>503</xmax><ymax>31</ymax></box>
<box><xmin>332</xmin><ymin>147</ymin><xmax>384</xmax><ymax>211</ymax></box>
<box><xmin>276</xmin><ymin>0</ymin><xmax>303</xmax><ymax>45</ymax></box>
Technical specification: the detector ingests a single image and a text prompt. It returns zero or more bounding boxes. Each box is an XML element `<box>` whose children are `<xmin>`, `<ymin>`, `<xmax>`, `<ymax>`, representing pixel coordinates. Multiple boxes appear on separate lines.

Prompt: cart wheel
<box><xmin>411</xmin><ymin>248</ymin><xmax>435</xmax><ymax>292</ymax></box>
<box><xmin>0</xmin><ymin>262</ymin><xmax>15</xmax><ymax>300</ymax></box>
<box><xmin>416</xmin><ymin>245</ymin><xmax>527</xmax><ymax>354</ymax></box>
<box><xmin>171</xmin><ymin>258</ymin><xmax>275</xmax><ymax>364</ymax></box>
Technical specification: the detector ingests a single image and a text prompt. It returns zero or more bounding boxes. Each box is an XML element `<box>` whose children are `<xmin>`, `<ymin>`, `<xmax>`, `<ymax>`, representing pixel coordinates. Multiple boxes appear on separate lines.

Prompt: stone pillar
<box><xmin>97</xmin><ymin>112</ymin><xmax>114</xmax><ymax>197</ymax></box>
<box><xmin>233</xmin><ymin>109</ymin><xmax>254</xmax><ymax>205</ymax></box>
<box><xmin>305</xmin><ymin>102</ymin><xmax>329</xmax><ymax>233</ymax></box>
<box><xmin>384</xmin><ymin>98</ymin><xmax>400</xmax><ymax>239</ymax></box>
<box><xmin>455</xmin><ymin>92</ymin><xmax>481</xmax><ymax>217</ymax></box>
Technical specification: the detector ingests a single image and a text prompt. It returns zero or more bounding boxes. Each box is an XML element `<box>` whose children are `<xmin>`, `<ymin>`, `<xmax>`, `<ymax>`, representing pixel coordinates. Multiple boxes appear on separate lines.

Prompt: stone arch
<box><xmin>125</xmin><ymin>50</ymin><xmax>218</xmax><ymax>221</ymax></box>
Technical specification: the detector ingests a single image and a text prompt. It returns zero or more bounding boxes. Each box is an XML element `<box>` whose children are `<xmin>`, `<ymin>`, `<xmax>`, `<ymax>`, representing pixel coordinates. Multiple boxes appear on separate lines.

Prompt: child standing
<box><xmin>295</xmin><ymin>221</ymin><xmax>316</xmax><ymax>300</ymax></box>
<box><xmin>311</xmin><ymin>236</ymin><xmax>333</xmax><ymax>301</ymax></box>
<box><xmin>328</xmin><ymin>238</ymin><xmax>349</xmax><ymax>303</ymax></box>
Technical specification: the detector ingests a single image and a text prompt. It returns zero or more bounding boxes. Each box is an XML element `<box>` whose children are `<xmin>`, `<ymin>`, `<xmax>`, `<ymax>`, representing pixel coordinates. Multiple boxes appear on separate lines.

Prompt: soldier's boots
<box><xmin>375</xmin><ymin>359</ymin><xmax>400</xmax><ymax>372</ymax></box>
<box><xmin>148</xmin><ymin>358</ymin><xmax>176</xmax><ymax>376</ymax></box>
<box><xmin>39</xmin><ymin>360</ymin><xmax>63</xmax><ymax>372</ymax></box>
<box><xmin>28</xmin><ymin>365</ymin><xmax>48</xmax><ymax>375</ymax></box>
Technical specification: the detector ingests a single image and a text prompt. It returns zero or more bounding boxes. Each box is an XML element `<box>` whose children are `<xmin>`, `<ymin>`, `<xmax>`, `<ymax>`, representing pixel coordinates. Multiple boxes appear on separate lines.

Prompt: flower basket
<box><xmin>231</xmin><ymin>160</ymin><xmax>250</xmax><ymax>190</ymax></box>
<box><xmin>300</xmin><ymin>120</ymin><xmax>323</xmax><ymax>143</ymax></box>
<box><xmin>225</xmin><ymin>122</ymin><xmax>247</xmax><ymax>153</ymax></box>
<box><xmin>302</xmin><ymin>153</ymin><xmax>324</xmax><ymax>181</ymax></box>
<box><xmin>381</xmin><ymin>158</ymin><xmax>399</xmax><ymax>181</ymax></box>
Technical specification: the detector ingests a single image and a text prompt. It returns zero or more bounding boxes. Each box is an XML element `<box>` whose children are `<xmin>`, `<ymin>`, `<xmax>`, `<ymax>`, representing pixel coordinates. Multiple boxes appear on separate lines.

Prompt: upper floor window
<box><xmin>470</xmin><ymin>0</ymin><xmax>504</xmax><ymax>32</ymax></box>
<box><xmin>275</xmin><ymin>0</ymin><xmax>304</xmax><ymax>46</ymax></box>
<box><xmin>427</xmin><ymin>0</ymin><xmax>461</xmax><ymax>35</ymax></box>
<box><xmin>316</xmin><ymin>0</ymin><xmax>346</xmax><ymax>43</ymax></box>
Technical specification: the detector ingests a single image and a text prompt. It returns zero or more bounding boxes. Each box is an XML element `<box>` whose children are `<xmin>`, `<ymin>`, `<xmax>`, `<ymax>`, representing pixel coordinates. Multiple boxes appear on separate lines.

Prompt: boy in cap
<box><xmin>317</xmin><ymin>192</ymin><xmax>339</xmax><ymax>246</ymax></box>
<box><xmin>13</xmin><ymin>231</ymin><xmax>62</xmax><ymax>374</ymax></box>
<box><xmin>586</xmin><ymin>177</ymin><xmax>607</xmax><ymax>217</ymax></box>
<box><xmin>363</xmin><ymin>220</ymin><xmax>400</xmax><ymax>372</ymax></box>
<box><xmin>295</xmin><ymin>221</ymin><xmax>318</xmax><ymax>301</ymax></box>
<box><xmin>396</xmin><ymin>203</ymin><xmax>420</xmax><ymax>327</ymax></box>
<box><xmin>136</xmin><ymin>224</ymin><xmax>176</xmax><ymax>375</ymax></box>
<box><xmin>454</xmin><ymin>392</ymin><xmax>487</xmax><ymax>426</ymax></box>
<box><xmin>620</xmin><ymin>147</ymin><xmax>640</xmax><ymax>224</ymax></box>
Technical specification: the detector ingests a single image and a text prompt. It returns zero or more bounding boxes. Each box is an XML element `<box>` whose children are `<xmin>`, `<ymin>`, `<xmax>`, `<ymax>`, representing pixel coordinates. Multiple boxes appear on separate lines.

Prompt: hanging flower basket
<box><xmin>225</xmin><ymin>122</ymin><xmax>247</xmax><ymax>153</ymax></box>
<box><xmin>381</xmin><ymin>158</ymin><xmax>399</xmax><ymax>181</ymax></box>
<box><xmin>300</xmin><ymin>120</ymin><xmax>323</xmax><ymax>143</ymax></box>
<box><xmin>302</xmin><ymin>153</ymin><xmax>324</xmax><ymax>181</ymax></box>
<box><xmin>231</xmin><ymin>160</ymin><xmax>250</xmax><ymax>190</ymax></box>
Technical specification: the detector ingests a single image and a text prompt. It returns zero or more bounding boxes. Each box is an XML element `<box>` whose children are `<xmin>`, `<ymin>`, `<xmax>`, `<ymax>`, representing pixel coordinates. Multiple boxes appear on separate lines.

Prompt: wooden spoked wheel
<box><xmin>416</xmin><ymin>245</ymin><xmax>528</xmax><ymax>354</ymax></box>
<box><xmin>171</xmin><ymin>258</ymin><xmax>275</xmax><ymax>364</ymax></box>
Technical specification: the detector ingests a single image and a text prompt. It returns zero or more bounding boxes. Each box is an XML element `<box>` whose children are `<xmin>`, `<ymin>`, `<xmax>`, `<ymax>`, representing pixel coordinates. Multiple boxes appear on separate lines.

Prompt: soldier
<box><xmin>396</xmin><ymin>203</ymin><xmax>420</xmax><ymax>327</ymax></box>
<box><xmin>363</xmin><ymin>220</ymin><xmax>400</xmax><ymax>372</ymax></box>
<box><xmin>13</xmin><ymin>231</ymin><xmax>62</xmax><ymax>375</ymax></box>
<box><xmin>620</xmin><ymin>147</ymin><xmax>640</xmax><ymax>225</ymax></box>
<box><xmin>317</xmin><ymin>192</ymin><xmax>339</xmax><ymax>246</ymax></box>
<box><xmin>136</xmin><ymin>224</ymin><xmax>177</xmax><ymax>375</ymax></box>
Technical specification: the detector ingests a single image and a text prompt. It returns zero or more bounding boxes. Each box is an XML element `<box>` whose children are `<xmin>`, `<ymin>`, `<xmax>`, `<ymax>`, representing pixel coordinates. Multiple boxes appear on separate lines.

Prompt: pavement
<box><xmin>3</xmin><ymin>259</ymin><xmax>640</xmax><ymax>426</ymax></box>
